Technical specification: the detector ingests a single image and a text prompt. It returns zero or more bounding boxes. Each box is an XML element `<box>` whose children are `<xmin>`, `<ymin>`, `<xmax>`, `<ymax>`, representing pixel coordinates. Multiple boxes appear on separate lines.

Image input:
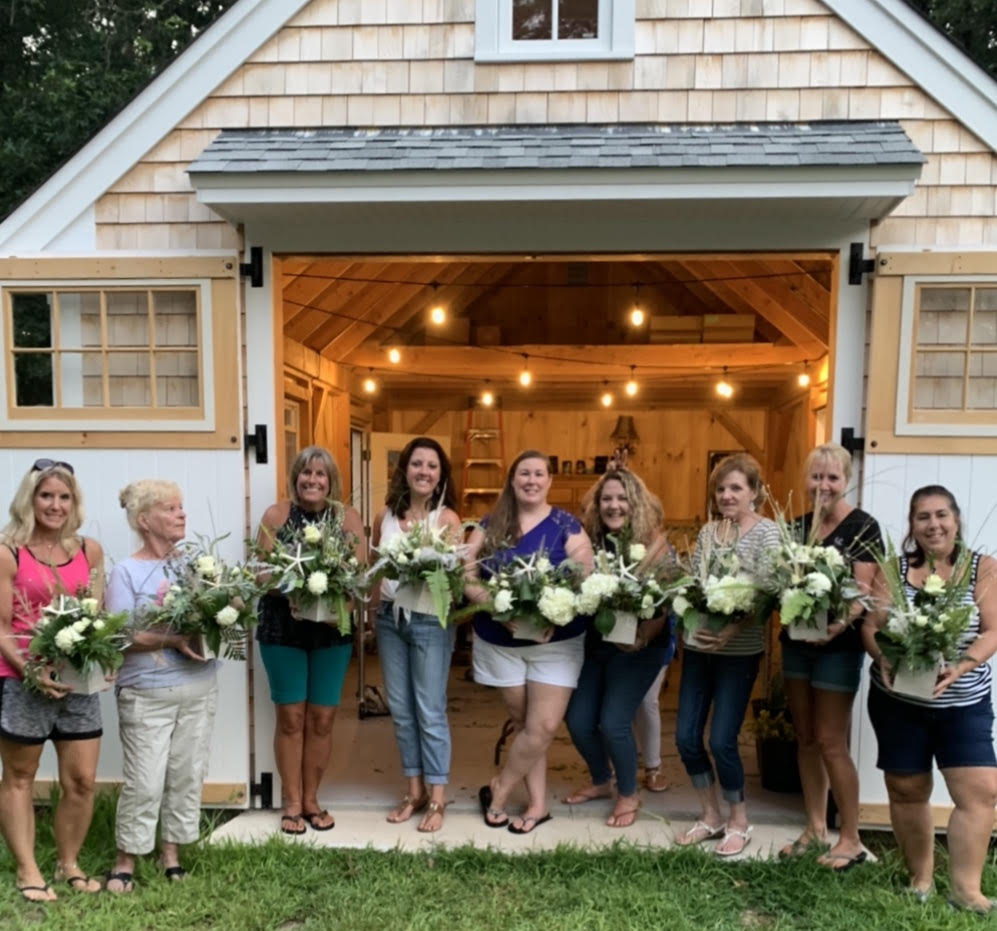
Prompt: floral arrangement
<box><xmin>670</xmin><ymin>533</ymin><xmax>768</xmax><ymax>640</ymax></box>
<box><xmin>23</xmin><ymin>592</ymin><xmax>130</xmax><ymax>693</ymax></box>
<box><xmin>575</xmin><ymin>537</ymin><xmax>670</xmax><ymax>639</ymax></box>
<box><xmin>148</xmin><ymin>536</ymin><xmax>259</xmax><ymax>660</ymax></box>
<box><xmin>767</xmin><ymin>513</ymin><xmax>864</xmax><ymax>636</ymax></box>
<box><xmin>874</xmin><ymin>540</ymin><xmax>977</xmax><ymax>675</ymax></box>
<box><xmin>483</xmin><ymin>549</ymin><xmax>580</xmax><ymax>637</ymax></box>
<box><xmin>254</xmin><ymin>508</ymin><xmax>365</xmax><ymax>634</ymax></box>
<box><xmin>748</xmin><ymin>707</ymin><xmax>796</xmax><ymax>742</ymax></box>
<box><xmin>369</xmin><ymin>519</ymin><xmax>466</xmax><ymax>627</ymax></box>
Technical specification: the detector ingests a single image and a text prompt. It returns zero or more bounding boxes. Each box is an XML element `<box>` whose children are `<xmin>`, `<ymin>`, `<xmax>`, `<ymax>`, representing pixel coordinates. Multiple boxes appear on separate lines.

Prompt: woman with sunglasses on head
<box><xmin>863</xmin><ymin>486</ymin><xmax>997</xmax><ymax>912</ymax></box>
<box><xmin>563</xmin><ymin>469</ymin><xmax>675</xmax><ymax>828</ymax></box>
<box><xmin>255</xmin><ymin>446</ymin><xmax>364</xmax><ymax>836</ymax></box>
<box><xmin>0</xmin><ymin>460</ymin><xmax>105</xmax><ymax>902</ymax></box>
<box><xmin>370</xmin><ymin>438</ymin><xmax>462</xmax><ymax>834</ymax></box>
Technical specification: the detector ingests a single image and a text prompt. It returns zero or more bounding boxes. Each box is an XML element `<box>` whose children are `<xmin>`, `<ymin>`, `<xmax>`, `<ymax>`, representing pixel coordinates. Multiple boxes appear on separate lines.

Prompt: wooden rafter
<box><xmin>709</xmin><ymin>407</ymin><xmax>764</xmax><ymax>461</ymax></box>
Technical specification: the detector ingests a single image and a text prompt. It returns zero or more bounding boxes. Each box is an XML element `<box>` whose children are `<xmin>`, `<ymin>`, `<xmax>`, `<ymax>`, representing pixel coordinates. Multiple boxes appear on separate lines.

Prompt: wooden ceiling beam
<box><xmin>277</xmin><ymin>251</ymin><xmax>837</xmax><ymax>265</ymax></box>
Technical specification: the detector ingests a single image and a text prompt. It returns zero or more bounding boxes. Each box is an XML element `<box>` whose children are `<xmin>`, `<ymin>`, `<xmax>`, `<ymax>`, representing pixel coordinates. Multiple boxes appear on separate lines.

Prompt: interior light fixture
<box><xmin>600</xmin><ymin>381</ymin><xmax>613</xmax><ymax>408</ymax></box>
<box><xmin>715</xmin><ymin>366</ymin><xmax>734</xmax><ymax>399</ymax></box>
<box><xmin>362</xmin><ymin>368</ymin><xmax>377</xmax><ymax>394</ymax></box>
<box><xmin>797</xmin><ymin>362</ymin><xmax>811</xmax><ymax>388</ymax></box>
<box><xmin>481</xmin><ymin>379</ymin><xmax>495</xmax><ymax>407</ymax></box>
<box><xmin>629</xmin><ymin>284</ymin><xmax>645</xmax><ymax>327</ymax></box>
<box><xmin>518</xmin><ymin>354</ymin><xmax>532</xmax><ymax>387</ymax></box>
<box><xmin>624</xmin><ymin>365</ymin><xmax>638</xmax><ymax>397</ymax></box>
<box><xmin>387</xmin><ymin>347</ymin><xmax>401</xmax><ymax>364</ymax></box>
<box><xmin>428</xmin><ymin>282</ymin><xmax>445</xmax><ymax>326</ymax></box>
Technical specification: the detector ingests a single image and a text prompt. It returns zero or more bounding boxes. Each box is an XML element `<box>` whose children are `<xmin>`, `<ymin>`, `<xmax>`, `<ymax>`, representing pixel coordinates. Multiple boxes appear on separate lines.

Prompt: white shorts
<box><xmin>472</xmin><ymin>633</ymin><xmax>585</xmax><ymax>689</ymax></box>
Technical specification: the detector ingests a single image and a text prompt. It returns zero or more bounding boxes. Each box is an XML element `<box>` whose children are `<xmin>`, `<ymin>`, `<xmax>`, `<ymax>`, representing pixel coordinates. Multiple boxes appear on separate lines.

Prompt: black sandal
<box><xmin>17</xmin><ymin>883</ymin><xmax>54</xmax><ymax>903</ymax></box>
<box><xmin>105</xmin><ymin>871</ymin><xmax>134</xmax><ymax>894</ymax></box>
<box><xmin>280</xmin><ymin>814</ymin><xmax>306</xmax><ymax>835</ymax></box>
<box><xmin>302</xmin><ymin>810</ymin><xmax>335</xmax><ymax>831</ymax></box>
<box><xmin>163</xmin><ymin>866</ymin><xmax>188</xmax><ymax>881</ymax></box>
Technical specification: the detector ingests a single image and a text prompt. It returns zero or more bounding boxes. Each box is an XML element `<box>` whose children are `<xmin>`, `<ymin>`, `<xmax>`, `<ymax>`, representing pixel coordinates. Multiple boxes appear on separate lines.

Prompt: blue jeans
<box><xmin>564</xmin><ymin>641</ymin><xmax>669</xmax><ymax>796</ymax></box>
<box><xmin>376</xmin><ymin>602</ymin><xmax>455</xmax><ymax>784</ymax></box>
<box><xmin>675</xmin><ymin>649</ymin><xmax>761</xmax><ymax>803</ymax></box>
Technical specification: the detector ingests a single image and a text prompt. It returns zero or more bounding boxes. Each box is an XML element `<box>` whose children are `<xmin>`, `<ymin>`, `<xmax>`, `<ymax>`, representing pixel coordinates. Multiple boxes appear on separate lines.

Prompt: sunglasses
<box><xmin>32</xmin><ymin>458</ymin><xmax>75</xmax><ymax>475</ymax></box>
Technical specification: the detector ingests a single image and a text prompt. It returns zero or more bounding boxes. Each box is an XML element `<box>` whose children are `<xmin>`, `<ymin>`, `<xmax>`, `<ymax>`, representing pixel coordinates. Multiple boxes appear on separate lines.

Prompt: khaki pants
<box><xmin>115</xmin><ymin>676</ymin><xmax>218</xmax><ymax>854</ymax></box>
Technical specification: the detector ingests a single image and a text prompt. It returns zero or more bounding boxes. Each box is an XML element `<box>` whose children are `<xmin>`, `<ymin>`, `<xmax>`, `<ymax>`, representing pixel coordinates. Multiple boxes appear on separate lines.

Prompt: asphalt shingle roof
<box><xmin>187</xmin><ymin>122</ymin><xmax>924</xmax><ymax>174</ymax></box>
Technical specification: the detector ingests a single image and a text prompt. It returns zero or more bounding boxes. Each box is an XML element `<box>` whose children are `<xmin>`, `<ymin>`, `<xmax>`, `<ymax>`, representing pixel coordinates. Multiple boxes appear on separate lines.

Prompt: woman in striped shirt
<box><xmin>863</xmin><ymin>485</ymin><xmax>997</xmax><ymax>913</ymax></box>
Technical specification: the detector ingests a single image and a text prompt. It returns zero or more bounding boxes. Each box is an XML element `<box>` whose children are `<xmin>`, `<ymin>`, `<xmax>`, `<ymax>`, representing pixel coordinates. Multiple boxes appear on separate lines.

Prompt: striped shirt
<box><xmin>686</xmin><ymin>517</ymin><xmax>779</xmax><ymax>657</ymax></box>
<box><xmin>870</xmin><ymin>551</ymin><xmax>991</xmax><ymax>708</ymax></box>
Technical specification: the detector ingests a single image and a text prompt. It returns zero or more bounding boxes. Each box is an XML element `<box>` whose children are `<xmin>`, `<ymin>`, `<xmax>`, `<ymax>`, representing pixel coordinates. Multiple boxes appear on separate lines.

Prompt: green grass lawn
<box><xmin>1</xmin><ymin>796</ymin><xmax>995</xmax><ymax>930</ymax></box>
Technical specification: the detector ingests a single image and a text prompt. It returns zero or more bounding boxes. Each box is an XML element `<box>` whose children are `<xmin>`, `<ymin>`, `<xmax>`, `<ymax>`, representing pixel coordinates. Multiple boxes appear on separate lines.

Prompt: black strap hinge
<box><xmin>848</xmin><ymin>243</ymin><xmax>876</xmax><ymax>286</ymax></box>
<box><xmin>840</xmin><ymin>426</ymin><xmax>865</xmax><ymax>453</ymax></box>
<box><xmin>239</xmin><ymin>246</ymin><xmax>264</xmax><ymax>288</ymax></box>
<box><xmin>244</xmin><ymin>423</ymin><xmax>268</xmax><ymax>464</ymax></box>
<box><xmin>250</xmin><ymin>772</ymin><xmax>273</xmax><ymax>809</ymax></box>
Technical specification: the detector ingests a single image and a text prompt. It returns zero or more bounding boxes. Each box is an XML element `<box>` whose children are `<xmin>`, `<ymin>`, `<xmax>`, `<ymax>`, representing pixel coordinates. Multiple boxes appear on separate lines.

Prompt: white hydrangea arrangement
<box><xmin>147</xmin><ymin>534</ymin><xmax>260</xmax><ymax>659</ymax></box>
<box><xmin>874</xmin><ymin>540</ymin><xmax>977</xmax><ymax>695</ymax></box>
<box><xmin>576</xmin><ymin>537</ymin><xmax>671</xmax><ymax>643</ymax></box>
<box><xmin>767</xmin><ymin>512</ymin><xmax>864</xmax><ymax>641</ymax></box>
<box><xmin>24</xmin><ymin>590</ymin><xmax>130</xmax><ymax>694</ymax></box>
<box><xmin>254</xmin><ymin>508</ymin><xmax>365</xmax><ymax>634</ymax></box>
<box><xmin>483</xmin><ymin>549</ymin><xmax>581</xmax><ymax>640</ymax></box>
<box><xmin>670</xmin><ymin>532</ymin><xmax>769</xmax><ymax>643</ymax></box>
<box><xmin>368</xmin><ymin>519</ymin><xmax>467</xmax><ymax>627</ymax></box>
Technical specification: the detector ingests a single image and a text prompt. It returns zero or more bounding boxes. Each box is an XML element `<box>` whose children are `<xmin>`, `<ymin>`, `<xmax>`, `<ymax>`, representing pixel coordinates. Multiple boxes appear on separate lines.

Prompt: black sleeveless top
<box><xmin>255</xmin><ymin>504</ymin><xmax>353</xmax><ymax>651</ymax></box>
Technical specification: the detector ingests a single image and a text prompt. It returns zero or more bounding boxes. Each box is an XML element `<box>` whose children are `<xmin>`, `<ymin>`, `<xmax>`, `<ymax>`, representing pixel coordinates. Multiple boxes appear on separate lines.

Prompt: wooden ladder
<box><xmin>461</xmin><ymin>403</ymin><xmax>505</xmax><ymax>518</ymax></box>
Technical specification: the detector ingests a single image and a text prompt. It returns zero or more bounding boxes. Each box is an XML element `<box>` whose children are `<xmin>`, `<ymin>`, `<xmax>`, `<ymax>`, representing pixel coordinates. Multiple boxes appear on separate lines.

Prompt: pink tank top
<box><xmin>0</xmin><ymin>543</ymin><xmax>91</xmax><ymax>679</ymax></box>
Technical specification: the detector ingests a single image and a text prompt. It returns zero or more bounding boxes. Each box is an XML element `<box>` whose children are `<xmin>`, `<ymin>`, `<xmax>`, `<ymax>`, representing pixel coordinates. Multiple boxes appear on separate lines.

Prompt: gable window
<box><xmin>894</xmin><ymin>278</ymin><xmax>997</xmax><ymax>436</ymax></box>
<box><xmin>475</xmin><ymin>0</ymin><xmax>634</xmax><ymax>62</ymax></box>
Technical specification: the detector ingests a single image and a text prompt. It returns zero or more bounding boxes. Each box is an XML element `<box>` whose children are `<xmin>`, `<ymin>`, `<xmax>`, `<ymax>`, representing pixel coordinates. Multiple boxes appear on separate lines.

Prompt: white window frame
<box><xmin>895</xmin><ymin>275</ymin><xmax>997</xmax><ymax>436</ymax></box>
<box><xmin>475</xmin><ymin>0</ymin><xmax>634</xmax><ymax>62</ymax></box>
<box><xmin>0</xmin><ymin>278</ymin><xmax>216</xmax><ymax>432</ymax></box>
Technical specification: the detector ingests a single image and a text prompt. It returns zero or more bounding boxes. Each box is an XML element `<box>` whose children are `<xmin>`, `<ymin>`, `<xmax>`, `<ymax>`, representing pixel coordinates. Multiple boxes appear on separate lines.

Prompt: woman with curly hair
<box><xmin>562</xmin><ymin>469</ymin><xmax>675</xmax><ymax>827</ymax></box>
<box><xmin>370</xmin><ymin>438</ymin><xmax>461</xmax><ymax>833</ymax></box>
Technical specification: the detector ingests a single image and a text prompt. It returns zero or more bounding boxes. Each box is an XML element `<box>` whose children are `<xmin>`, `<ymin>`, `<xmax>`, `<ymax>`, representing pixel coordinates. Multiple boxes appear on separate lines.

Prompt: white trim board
<box><xmin>0</xmin><ymin>0</ymin><xmax>994</xmax><ymax>251</ymax></box>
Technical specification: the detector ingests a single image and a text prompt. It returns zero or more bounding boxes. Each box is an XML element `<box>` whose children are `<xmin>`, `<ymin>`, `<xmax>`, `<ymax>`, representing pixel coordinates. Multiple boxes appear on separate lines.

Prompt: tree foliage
<box><xmin>0</xmin><ymin>0</ymin><xmax>994</xmax><ymax>223</ymax></box>
<box><xmin>0</xmin><ymin>1</ymin><xmax>236</xmax><ymax>220</ymax></box>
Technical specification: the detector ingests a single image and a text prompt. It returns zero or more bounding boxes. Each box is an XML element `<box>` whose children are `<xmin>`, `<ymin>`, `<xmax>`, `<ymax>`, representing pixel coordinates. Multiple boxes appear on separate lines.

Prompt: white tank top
<box><xmin>379</xmin><ymin>507</ymin><xmax>442</xmax><ymax>601</ymax></box>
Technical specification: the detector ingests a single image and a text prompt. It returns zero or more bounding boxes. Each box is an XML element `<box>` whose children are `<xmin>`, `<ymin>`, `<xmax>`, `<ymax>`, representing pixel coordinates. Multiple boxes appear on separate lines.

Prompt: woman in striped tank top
<box><xmin>863</xmin><ymin>485</ymin><xmax>997</xmax><ymax>913</ymax></box>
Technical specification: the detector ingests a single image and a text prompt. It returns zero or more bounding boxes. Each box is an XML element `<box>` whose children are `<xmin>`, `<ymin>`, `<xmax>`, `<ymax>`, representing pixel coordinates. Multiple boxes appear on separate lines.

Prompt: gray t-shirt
<box><xmin>107</xmin><ymin>557</ymin><xmax>218</xmax><ymax>690</ymax></box>
<box><xmin>687</xmin><ymin>517</ymin><xmax>779</xmax><ymax>656</ymax></box>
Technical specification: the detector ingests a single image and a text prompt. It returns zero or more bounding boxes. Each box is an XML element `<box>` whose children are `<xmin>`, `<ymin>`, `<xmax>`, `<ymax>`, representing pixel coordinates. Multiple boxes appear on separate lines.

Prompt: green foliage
<box><xmin>909</xmin><ymin>1</ymin><xmax>997</xmax><ymax>79</ymax></box>
<box><xmin>0</xmin><ymin>1</ymin><xmax>238</xmax><ymax>220</ymax></box>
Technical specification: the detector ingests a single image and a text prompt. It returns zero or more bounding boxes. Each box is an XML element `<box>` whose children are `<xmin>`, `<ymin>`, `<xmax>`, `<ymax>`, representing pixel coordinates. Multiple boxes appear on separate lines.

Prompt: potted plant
<box><xmin>749</xmin><ymin>674</ymin><xmax>802</xmax><ymax>794</ymax></box>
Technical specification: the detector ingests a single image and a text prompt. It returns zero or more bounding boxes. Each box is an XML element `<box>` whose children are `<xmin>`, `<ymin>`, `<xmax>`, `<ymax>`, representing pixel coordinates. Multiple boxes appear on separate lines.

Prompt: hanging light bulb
<box><xmin>629</xmin><ymin>284</ymin><xmax>645</xmax><ymax>327</ymax></box>
<box><xmin>600</xmin><ymin>381</ymin><xmax>613</xmax><ymax>408</ymax></box>
<box><xmin>481</xmin><ymin>379</ymin><xmax>495</xmax><ymax>407</ymax></box>
<box><xmin>428</xmin><ymin>282</ymin><xmax>445</xmax><ymax>326</ymax></box>
<box><xmin>387</xmin><ymin>347</ymin><xmax>401</xmax><ymax>364</ymax></box>
<box><xmin>797</xmin><ymin>362</ymin><xmax>811</xmax><ymax>388</ymax></box>
<box><xmin>518</xmin><ymin>354</ymin><xmax>532</xmax><ymax>387</ymax></box>
<box><xmin>362</xmin><ymin>368</ymin><xmax>377</xmax><ymax>394</ymax></box>
<box><xmin>715</xmin><ymin>366</ymin><xmax>733</xmax><ymax>399</ymax></box>
<box><xmin>625</xmin><ymin>365</ymin><xmax>638</xmax><ymax>397</ymax></box>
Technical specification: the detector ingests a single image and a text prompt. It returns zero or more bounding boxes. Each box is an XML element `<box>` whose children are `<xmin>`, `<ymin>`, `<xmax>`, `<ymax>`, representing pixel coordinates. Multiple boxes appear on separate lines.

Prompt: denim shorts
<box><xmin>781</xmin><ymin>640</ymin><xmax>864</xmax><ymax>694</ymax></box>
<box><xmin>868</xmin><ymin>684</ymin><xmax>997</xmax><ymax>773</ymax></box>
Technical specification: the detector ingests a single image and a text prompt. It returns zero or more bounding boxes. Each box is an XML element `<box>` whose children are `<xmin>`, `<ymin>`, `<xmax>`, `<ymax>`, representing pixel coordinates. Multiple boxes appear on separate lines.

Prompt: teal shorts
<box><xmin>781</xmin><ymin>640</ymin><xmax>864</xmax><ymax>694</ymax></box>
<box><xmin>258</xmin><ymin>643</ymin><xmax>352</xmax><ymax>706</ymax></box>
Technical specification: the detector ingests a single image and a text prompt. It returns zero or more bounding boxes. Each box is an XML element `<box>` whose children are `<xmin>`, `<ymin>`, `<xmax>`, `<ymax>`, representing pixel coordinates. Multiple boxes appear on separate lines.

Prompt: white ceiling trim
<box><xmin>0</xmin><ymin>0</ymin><xmax>311</xmax><ymax>251</ymax></box>
<box><xmin>822</xmin><ymin>0</ymin><xmax>997</xmax><ymax>152</ymax></box>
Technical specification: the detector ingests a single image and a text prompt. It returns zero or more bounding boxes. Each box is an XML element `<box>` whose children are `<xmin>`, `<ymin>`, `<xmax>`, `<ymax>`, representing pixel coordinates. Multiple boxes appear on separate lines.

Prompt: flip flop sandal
<box><xmin>947</xmin><ymin>897</ymin><xmax>997</xmax><ymax>914</ymax></box>
<box><xmin>302</xmin><ymin>810</ymin><xmax>335</xmax><ymax>831</ymax></box>
<box><xmin>715</xmin><ymin>826</ymin><xmax>753</xmax><ymax>858</ymax></box>
<box><xmin>644</xmin><ymin>769</ymin><xmax>670</xmax><ymax>792</ymax></box>
<box><xmin>778</xmin><ymin>835</ymin><xmax>829</xmax><ymax>859</ymax></box>
<box><xmin>606</xmin><ymin>801</ymin><xmax>642</xmax><ymax>828</ymax></box>
<box><xmin>55</xmin><ymin>867</ymin><xmax>101</xmax><ymax>893</ymax></box>
<box><xmin>417</xmin><ymin>800</ymin><xmax>446</xmax><ymax>834</ymax></box>
<box><xmin>478</xmin><ymin>785</ymin><xmax>509</xmax><ymax>828</ymax></box>
<box><xmin>17</xmin><ymin>883</ymin><xmax>54</xmax><ymax>903</ymax></box>
<box><xmin>163</xmin><ymin>866</ymin><xmax>188</xmax><ymax>881</ymax></box>
<box><xmin>818</xmin><ymin>851</ymin><xmax>868</xmax><ymax>872</ymax></box>
<box><xmin>676</xmin><ymin>821</ymin><xmax>726</xmax><ymax>845</ymax></box>
<box><xmin>564</xmin><ymin>785</ymin><xmax>612</xmax><ymax>805</ymax></box>
<box><xmin>508</xmin><ymin>813</ymin><xmax>552</xmax><ymax>835</ymax></box>
<box><xmin>104</xmin><ymin>871</ymin><xmax>134</xmax><ymax>894</ymax></box>
<box><xmin>280</xmin><ymin>814</ymin><xmax>307</xmax><ymax>835</ymax></box>
<box><xmin>387</xmin><ymin>794</ymin><xmax>429</xmax><ymax>823</ymax></box>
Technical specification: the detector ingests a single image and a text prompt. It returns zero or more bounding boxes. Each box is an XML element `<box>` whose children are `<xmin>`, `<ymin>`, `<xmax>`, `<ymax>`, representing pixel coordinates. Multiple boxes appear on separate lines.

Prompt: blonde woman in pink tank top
<box><xmin>0</xmin><ymin>461</ymin><xmax>105</xmax><ymax>903</ymax></box>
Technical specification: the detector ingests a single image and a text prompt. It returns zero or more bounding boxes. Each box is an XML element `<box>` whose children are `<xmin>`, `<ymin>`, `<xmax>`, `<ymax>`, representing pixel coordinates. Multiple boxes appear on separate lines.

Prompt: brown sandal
<box><xmin>417</xmin><ymin>800</ymin><xmax>445</xmax><ymax>833</ymax></box>
<box><xmin>387</xmin><ymin>794</ymin><xmax>429</xmax><ymax>823</ymax></box>
<box><xmin>606</xmin><ymin>800</ymin><xmax>641</xmax><ymax>828</ymax></box>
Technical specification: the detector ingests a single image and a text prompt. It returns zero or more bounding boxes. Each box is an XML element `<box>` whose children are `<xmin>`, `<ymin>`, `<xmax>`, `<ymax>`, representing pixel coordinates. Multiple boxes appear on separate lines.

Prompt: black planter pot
<box><xmin>755</xmin><ymin>738</ymin><xmax>802</xmax><ymax>794</ymax></box>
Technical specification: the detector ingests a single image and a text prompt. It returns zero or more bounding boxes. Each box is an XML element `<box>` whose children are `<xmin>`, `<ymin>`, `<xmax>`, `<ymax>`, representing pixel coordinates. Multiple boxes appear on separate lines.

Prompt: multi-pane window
<box><xmin>913</xmin><ymin>285</ymin><xmax>997</xmax><ymax>412</ymax></box>
<box><xmin>513</xmin><ymin>0</ymin><xmax>599</xmax><ymax>41</ymax></box>
<box><xmin>7</xmin><ymin>287</ymin><xmax>201</xmax><ymax>411</ymax></box>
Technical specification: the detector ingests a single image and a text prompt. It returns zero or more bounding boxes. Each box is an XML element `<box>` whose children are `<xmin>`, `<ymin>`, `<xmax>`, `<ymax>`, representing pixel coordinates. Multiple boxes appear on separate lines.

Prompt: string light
<box><xmin>428</xmin><ymin>282</ymin><xmax>445</xmax><ymax>326</ymax></box>
<box><xmin>629</xmin><ymin>284</ymin><xmax>645</xmax><ymax>327</ymax></box>
<box><xmin>600</xmin><ymin>381</ymin><xmax>613</xmax><ymax>408</ymax></box>
<box><xmin>362</xmin><ymin>368</ymin><xmax>377</xmax><ymax>394</ymax></box>
<box><xmin>625</xmin><ymin>365</ymin><xmax>638</xmax><ymax>397</ymax></box>
<box><xmin>797</xmin><ymin>362</ymin><xmax>811</xmax><ymax>388</ymax></box>
<box><xmin>715</xmin><ymin>367</ymin><xmax>734</xmax><ymax>399</ymax></box>
<box><xmin>387</xmin><ymin>347</ymin><xmax>401</xmax><ymax>364</ymax></box>
<box><xmin>518</xmin><ymin>354</ymin><xmax>532</xmax><ymax>387</ymax></box>
<box><xmin>481</xmin><ymin>379</ymin><xmax>495</xmax><ymax>407</ymax></box>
